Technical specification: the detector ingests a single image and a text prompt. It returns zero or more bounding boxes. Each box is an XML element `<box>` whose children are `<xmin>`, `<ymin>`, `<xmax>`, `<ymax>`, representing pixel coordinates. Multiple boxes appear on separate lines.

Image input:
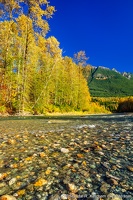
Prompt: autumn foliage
<box><xmin>117</xmin><ymin>97</ymin><xmax>133</xmax><ymax>112</ymax></box>
<box><xmin>0</xmin><ymin>1</ymin><xmax>95</xmax><ymax>114</ymax></box>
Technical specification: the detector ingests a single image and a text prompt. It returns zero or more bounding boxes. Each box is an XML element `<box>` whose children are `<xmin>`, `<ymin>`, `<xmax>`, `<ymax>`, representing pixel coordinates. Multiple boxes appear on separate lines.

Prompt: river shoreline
<box><xmin>0</xmin><ymin>114</ymin><xmax>133</xmax><ymax>199</ymax></box>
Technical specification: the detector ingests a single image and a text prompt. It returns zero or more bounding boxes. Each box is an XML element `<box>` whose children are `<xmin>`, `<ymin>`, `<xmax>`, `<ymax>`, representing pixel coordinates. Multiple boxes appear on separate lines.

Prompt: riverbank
<box><xmin>0</xmin><ymin>110</ymin><xmax>110</xmax><ymax>117</ymax></box>
<box><xmin>0</xmin><ymin>114</ymin><xmax>133</xmax><ymax>199</ymax></box>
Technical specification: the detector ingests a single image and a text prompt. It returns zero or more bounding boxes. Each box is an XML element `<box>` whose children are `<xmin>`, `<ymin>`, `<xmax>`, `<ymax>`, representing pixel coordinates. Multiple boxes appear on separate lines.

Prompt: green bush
<box><xmin>0</xmin><ymin>105</ymin><xmax>7</xmax><ymax>113</ymax></box>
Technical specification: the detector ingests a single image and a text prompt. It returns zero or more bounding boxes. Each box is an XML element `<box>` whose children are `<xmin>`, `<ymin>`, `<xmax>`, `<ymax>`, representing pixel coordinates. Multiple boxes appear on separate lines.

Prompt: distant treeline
<box><xmin>0</xmin><ymin>1</ymin><xmax>132</xmax><ymax>115</ymax></box>
<box><xmin>92</xmin><ymin>97</ymin><xmax>133</xmax><ymax>113</ymax></box>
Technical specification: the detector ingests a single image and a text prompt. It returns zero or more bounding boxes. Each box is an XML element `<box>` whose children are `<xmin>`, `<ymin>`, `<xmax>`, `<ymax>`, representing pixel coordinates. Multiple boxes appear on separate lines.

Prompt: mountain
<box><xmin>87</xmin><ymin>66</ymin><xmax>133</xmax><ymax>97</ymax></box>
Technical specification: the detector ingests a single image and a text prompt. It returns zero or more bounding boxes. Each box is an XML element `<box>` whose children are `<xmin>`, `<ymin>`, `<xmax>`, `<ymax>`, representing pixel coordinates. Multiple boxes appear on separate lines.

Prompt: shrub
<box><xmin>117</xmin><ymin>97</ymin><xmax>133</xmax><ymax>112</ymax></box>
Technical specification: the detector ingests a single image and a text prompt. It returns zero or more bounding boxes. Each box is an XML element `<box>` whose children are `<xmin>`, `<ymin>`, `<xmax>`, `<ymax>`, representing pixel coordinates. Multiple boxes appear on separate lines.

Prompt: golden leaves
<box><xmin>45</xmin><ymin>6</ymin><xmax>56</xmax><ymax>18</ymax></box>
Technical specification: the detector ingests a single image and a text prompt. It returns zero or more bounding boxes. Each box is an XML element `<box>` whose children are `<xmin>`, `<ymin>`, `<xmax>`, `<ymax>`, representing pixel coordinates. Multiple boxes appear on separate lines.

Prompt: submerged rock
<box><xmin>67</xmin><ymin>183</ymin><xmax>78</xmax><ymax>193</ymax></box>
<box><xmin>100</xmin><ymin>183</ymin><xmax>110</xmax><ymax>194</ymax></box>
<box><xmin>106</xmin><ymin>193</ymin><xmax>123</xmax><ymax>200</ymax></box>
<box><xmin>61</xmin><ymin>148</ymin><xmax>69</xmax><ymax>153</ymax></box>
<box><xmin>0</xmin><ymin>195</ymin><xmax>17</xmax><ymax>200</ymax></box>
<box><xmin>127</xmin><ymin>165</ymin><xmax>133</xmax><ymax>172</ymax></box>
<box><xmin>0</xmin><ymin>114</ymin><xmax>133</xmax><ymax>199</ymax></box>
<box><xmin>0</xmin><ymin>184</ymin><xmax>10</xmax><ymax>196</ymax></box>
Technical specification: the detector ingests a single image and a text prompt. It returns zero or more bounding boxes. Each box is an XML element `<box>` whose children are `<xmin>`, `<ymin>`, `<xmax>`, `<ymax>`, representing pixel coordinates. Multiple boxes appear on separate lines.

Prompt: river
<box><xmin>0</xmin><ymin>113</ymin><xmax>133</xmax><ymax>200</ymax></box>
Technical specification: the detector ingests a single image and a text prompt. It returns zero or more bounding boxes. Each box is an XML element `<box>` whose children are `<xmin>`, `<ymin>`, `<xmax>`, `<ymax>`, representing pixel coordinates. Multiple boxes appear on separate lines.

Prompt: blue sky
<box><xmin>47</xmin><ymin>0</ymin><xmax>133</xmax><ymax>73</ymax></box>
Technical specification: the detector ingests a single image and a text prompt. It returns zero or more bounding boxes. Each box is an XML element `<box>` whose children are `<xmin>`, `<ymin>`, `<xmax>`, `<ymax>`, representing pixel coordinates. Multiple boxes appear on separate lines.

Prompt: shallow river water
<box><xmin>0</xmin><ymin>114</ymin><xmax>133</xmax><ymax>200</ymax></box>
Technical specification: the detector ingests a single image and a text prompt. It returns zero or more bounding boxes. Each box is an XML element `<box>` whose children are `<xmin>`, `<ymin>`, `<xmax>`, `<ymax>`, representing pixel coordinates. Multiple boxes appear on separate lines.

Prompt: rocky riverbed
<box><xmin>0</xmin><ymin>114</ymin><xmax>133</xmax><ymax>200</ymax></box>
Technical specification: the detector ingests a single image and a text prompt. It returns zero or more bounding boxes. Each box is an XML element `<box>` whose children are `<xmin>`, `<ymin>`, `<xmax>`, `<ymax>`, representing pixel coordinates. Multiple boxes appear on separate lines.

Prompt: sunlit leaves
<box><xmin>0</xmin><ymin>0</ymin><xmax>20</xmax><ymax>20</ymax></box>
<box><xmin>0</xmin><ymin>0</ymin><xmax>55</xmax><ymax>35</ymax></box>
<box><xmin>74</xmin><ymin>51</ymin><xmax>89</xmax><ymax>66</ymax></box>
<box><xmin>0</xmin><ymin>1</ymin><xmax>92</xmax><ymax>114</ymax></box>
<box><xmin>45</xmin><ymin>37</ymin><xmax>62</xmax><ymax>58</ymax></box>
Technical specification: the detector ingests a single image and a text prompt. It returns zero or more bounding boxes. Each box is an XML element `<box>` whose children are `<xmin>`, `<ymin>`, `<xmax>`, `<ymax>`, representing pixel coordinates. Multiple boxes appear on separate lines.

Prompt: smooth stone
<box><xmin>67</xmin><ymin>183</ymin><xmax>78</xmax><ymax>193</ymax></box>
<box><xmin>90</xmin><ymin>164</ymin><xmax>96</xmax><ymax>169</ymax></box>
<box><xmin>61</xmin><ymin>148</ymin><xmax>69</xmax><ymax>153</ymax></box>
<box><xmin>49</xmin><ymin>194</ymin><xmax>61</xmax><ymax>200</ymax></box>
<box><xmin>127</xmin><ymin>165</ymin><xmax>133</xmax><ymax>172</ymax></box>
<box><xmin>61</xmin><ymin>194</ymin><xmax>68</xmax><ymax>199</ymax></box>
<box><xmin>86</xmin><ymin>178</ymin><xmax>92</xmax><ymax>182</ymax></box>
<box><xmin>9</xmin><ymin>178</ymin><xmax>17</xmax><ymax>186</ymax></box>
<box><xmin>67</xmin><ymin>193</ymin><xmax>78</xmax><ymax>200</ymax></box>
<box><xmin>108</xmin><ymin>178</ymin><xmax>119</xmax><ymax>185</ymax></box>
<box><xmin>106</xmin><ymin>193</ymin><xmax>122</xmax><ymax>200</ymax></box>
<box><xmin>90</xmin><ymin>192</ymin><xmax>99</xmax><ymax>200</ymax></box>
<box><xmin>100</xmin><ymin>183</ymin><xmax>110</xmax><ymax>194</ymax></box>
<box><xmin>0</xmin><ymin>195</ymin><xmax>17</xmax><ymax>200</ymax></box>
<box><xmin>0</xmin><ymin>185</ymin><xmax>11</xmax><ymax>196</ymax></box>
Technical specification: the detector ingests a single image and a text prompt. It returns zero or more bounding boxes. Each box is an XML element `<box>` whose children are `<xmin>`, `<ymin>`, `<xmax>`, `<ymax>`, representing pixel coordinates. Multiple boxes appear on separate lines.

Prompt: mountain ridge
<box><xmin>86</xmin><ymin>66</ymin><xmax>133</xmax><ymax>97</ymax></box>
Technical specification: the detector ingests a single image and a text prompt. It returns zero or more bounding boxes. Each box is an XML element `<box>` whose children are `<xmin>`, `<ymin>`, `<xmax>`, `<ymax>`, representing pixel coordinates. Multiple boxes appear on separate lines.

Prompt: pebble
<box><xmin>0</xmin><ymin>114</ymin><xmax>132</xmax><ymax>199</ymax></box>
<box><xmin>61</xmin><ymin>194</ymin><xmax>68</xmax><ymax>199</ymax></box>
<box><xmin>61</xmin><ymin>148</ymin><xmax>69</xmax><ymax>153</ymax></box>
<box><xmin>108</xmin><ymin>178</ymin><xmax>119</xmax><ymax>185</ymax></box>
<box><xmin>100</xmin><ymin>183</ymin><xmax>110</xmax><ymax>194</ymax></box>
<box><xmin>49</xmin><ymin>194</ymin><xmax>60</xmax><ymax>200</ymax></box>
<box><xmin>106</xmin><ymin>193</ymin><xmax>123</xmax><ymax>200</ymax></box>
<box><xmin>67</xmin><ymin>183</ymin><xmax>78</xmax><ymax>193</ymax></box>
<box><xmin>127</xmin><ymin>165</ymin><xmax>133</xmax><ymax>172</ymax></box>
<box><xmin>0</xmin><ymin>195</ymin><xmax>17</xmax><ymax>200</ymax></box>
<box><xmin>9</xmin><ymin>178</ymin><xmax>17</xmax><ymax>186</ymax></box>
<box><xmin>0</xmin><ymin>184</ymin><xmax>10</xmax><ymax>196</ymax></box>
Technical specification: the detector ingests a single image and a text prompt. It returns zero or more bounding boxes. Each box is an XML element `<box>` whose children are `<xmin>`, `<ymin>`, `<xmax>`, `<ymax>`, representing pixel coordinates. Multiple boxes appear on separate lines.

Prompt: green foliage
<box><xmin>0</xmin><ymin>105</ymin><xmax>7</xmax><ymax>114</ymax></box>
<box><xmin>88</xmin><ymin>67</ymin><xmax>133</xmax><ymax>97</ymax></box>
<box><xmin>92</xmin><ymin>97</ymin><xmax>119</xmax><ymax>112</ymax></box>
<box><xmin>92</xmin><ymin>97</ymin><xmax>133</xmax><ymax>113</ymax></box>
<box><xmin>1</xmin><ymin>1</ymin><xmax>132</xmax><ymax>115</ymax></box>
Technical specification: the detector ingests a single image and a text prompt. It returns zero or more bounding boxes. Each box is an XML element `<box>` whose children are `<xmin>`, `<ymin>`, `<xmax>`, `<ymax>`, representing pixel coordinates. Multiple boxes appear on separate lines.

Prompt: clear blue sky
<box><xmin>47</xmin><ymin>0</ymin><xmax>133</xmax><ymax>73</ymax></box>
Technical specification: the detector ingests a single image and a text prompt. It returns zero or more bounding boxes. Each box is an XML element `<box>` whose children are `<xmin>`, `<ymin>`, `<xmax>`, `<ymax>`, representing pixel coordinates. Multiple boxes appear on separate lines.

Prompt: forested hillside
<box><xmin>88</xmin><ymin>67</ymin><xmax>133</xmax><ymax>97</ymax></box>
<box><xmin>0</xmin><ymin>1</ymin><xmax>132</xmax><ymax>115</ymax></box>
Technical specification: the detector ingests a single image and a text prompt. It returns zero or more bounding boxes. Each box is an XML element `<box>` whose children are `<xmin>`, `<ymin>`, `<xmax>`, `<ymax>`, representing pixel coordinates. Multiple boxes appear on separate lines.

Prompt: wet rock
<box><xmin>67</xmin><ymin>183</ymin><xmax>78</xmax><ymax>193</ymax></box>
<box><xmin>0</xmin><ymin>173</ymin><xmax>8</xmax><ymax>180</ymax></box>
<box><xmin>108</xmin><ymin>178</ymin><xmax>119</xmax><ymax>185</ymax></box>
<box><xmin>101</xmin><ymin>162</ymin><xmax>110</xmax><ymax>170</ymax></box>
<box><xmin>0</xmin><ymin>195</ymin><xmax>17</xmax><ymax>200</ymax></box>
<box><xmin>106</xmin><ymin>172</ymin><xmax>120</xmax><ymax>180</ymax></box>
<box><xmin>39</xmin><ymin>152</ymin><xmax>46</xmax><ymax>158</ymax></box>
<box><xmin>49</xmin><ymin>194</ymin><xmax>60</xmax><ymax>200</ymax></box>
<box><xmin>7</xmin><ymin>139</ymin><xmax>16</xmax><ymax>145</ymax></box>
<box><xmin>67</xmin><ymin>193</ymin><xmax>78</xmax><ymax>200</ymax></box>
<box><xmin>9</xmin><ymin>178</ymin><xmax>17</xmax><ymax>186</ymax></box>
<box><xmin>89</xmin><ymin>164</ymin><xmax>96</xmax><ymax>169</ymax></box>
<box><xmin>106</xmin><ymin>193</ymin><xmax>122</xmax><ymax>200</ymax></box>
<box><xmin>61</xmin><ymin>194</ymin><xmax>68</xmax><ymax>199</ymax></box>
<box><xmin>61</xmin><ymin>148</ymin><xmax>69</xmax><ymax>153</ymax></box>
<box><xmin>0</xmin><ymin>184</ymin><xmax>10</xmax><ymax>195</ymax></box>
<box><xmin>34</xmin><ymin>178</ymin><xmax>47</xmax><ymax>187</ymax></box>
<box><xmin>100</xmin><ymin>182</ymin><xmax>110</xmax><ymax>194</ymax></box>
<box><xmin>127</xmin><ymin>165</ymin><xmax>133</xmax><ymax>172</ymax></box>
<box><xmin>0</xmin><ymin>114</ymin><xmax>133</xmax><ymax>199</ymax></box>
